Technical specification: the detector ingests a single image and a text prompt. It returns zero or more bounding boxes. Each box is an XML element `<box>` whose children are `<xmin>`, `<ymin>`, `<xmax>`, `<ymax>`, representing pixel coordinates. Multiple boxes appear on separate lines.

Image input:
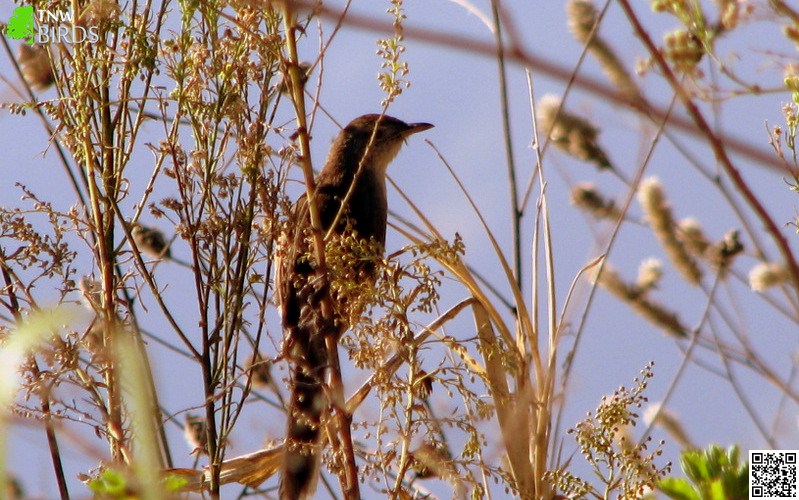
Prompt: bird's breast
<box><xmin>348</xmin><ymin>170</ymin><xmax>388</xmax><ymax>246</ymax></box>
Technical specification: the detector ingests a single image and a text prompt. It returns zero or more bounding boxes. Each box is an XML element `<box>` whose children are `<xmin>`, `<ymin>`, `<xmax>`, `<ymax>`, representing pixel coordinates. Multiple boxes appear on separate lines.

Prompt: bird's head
<box><xmin>330</xmin><ymin>114</ymin><xmax>434</xmax><ymax>177</ymax></box>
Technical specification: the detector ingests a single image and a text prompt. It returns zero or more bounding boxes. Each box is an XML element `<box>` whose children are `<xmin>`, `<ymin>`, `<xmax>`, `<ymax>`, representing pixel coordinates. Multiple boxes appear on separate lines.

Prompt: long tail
<box><xmin>280</xmin><ymin>289</ymin><xmax>331</xmax><ymax>499</ymax></box>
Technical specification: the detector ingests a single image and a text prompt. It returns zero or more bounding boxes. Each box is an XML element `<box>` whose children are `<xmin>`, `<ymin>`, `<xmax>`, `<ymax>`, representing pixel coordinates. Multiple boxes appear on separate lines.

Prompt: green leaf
<box><xmin>87</xmin><ymin>469</ymin><xmax>127</xmax><ymax>495</ymax></box>
<box><xmin>163</xmin><ymin>474</ymin><xmax>189</xmax><ymax>492</ymax></box>
<box><xmin>703</xmin><ymin>445</ymin><xmax>725</xmax><ymax>478</ymax></box>
<box><xmin>708</xmin><ymin>479</ymin><xmax>726</xmax><ymax>500</ymax></box>
<box><xmin>665</xmin><ymin>445</ymin><xmax>750</xmax><ymax>500</ymax></box>
<box><xmin>681</xmin><ymin>451</ymin><xmax>710</xmax><ymax>483</ymax></box>
<box><xmin>657</xmin><ymin>478</ymin><xmax>701</xmax><ymax>500</ymax></box>
<box><xmin>721</xmin><ymin>462</ymin><xmax>749</xmax><ymax>500</ymax></box>
<box><xmin>726</xmin><ymin>445</ymin><xmax>740</xmax><ymax>467</ymax></box>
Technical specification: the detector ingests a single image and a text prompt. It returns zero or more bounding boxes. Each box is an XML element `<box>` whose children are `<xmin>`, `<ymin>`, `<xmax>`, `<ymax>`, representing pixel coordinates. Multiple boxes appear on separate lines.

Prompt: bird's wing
<box><xmin>274</xmin><ymin>193</ymin><xmax>310</xmax><ymax>325</ymax></box>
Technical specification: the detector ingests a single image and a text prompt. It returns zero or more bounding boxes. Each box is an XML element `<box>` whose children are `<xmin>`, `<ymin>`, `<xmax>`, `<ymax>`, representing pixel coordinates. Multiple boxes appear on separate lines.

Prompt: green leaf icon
<box><xmin>7</xmin><ymin>6</ymin><xmax>35</xmax><ymax>45</ymax></box>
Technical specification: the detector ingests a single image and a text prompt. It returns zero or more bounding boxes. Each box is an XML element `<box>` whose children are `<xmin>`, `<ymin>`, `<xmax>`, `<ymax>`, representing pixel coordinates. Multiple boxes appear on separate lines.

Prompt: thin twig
<box><xmin>283</xmin><ymin>0</ymin><xmax>793</xmax><ymax>178</ymax></box>
<box><xmin>617</xmin><ymin>0</ymin><xmax>799</xmax><ymax>300</ymax></box>
<box><xmin>281</xmin><ymin>4</ymin><xmax>360</xmax><ymax>497</ymax></box>
<box><xmin>489</xmin><ymin>0</ymin><xmax>522</xmax><ymax>288</ymax></box>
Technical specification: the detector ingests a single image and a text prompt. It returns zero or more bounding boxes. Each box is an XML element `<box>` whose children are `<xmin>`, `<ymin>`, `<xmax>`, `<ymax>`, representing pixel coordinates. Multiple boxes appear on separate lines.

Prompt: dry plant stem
<box><xmin>638</xmin><ymin>276</ymin><xmax>722</xmax><ymax>446</ymax></box>
<box><xmin>310</xmin><ymin>0</ymin><xmax>354</xmax><ymax>127</ymax></box>
<box><xmin>110</xmin><ymin>213</ymin><xmax>191</xmax><ymax>473</ymax></box>
<box><xmin>772</xmin><ymin>0</ymin><xmax>799</xmax><ymax>21</ymax></box>
<box><xmin>617</xmin><ymin>0</ymin><xmax>799</xmax><ymax>300</ymax></box>
<box><xmin>285</xmin><ymin>0</ymin><xmax>790</xmax><ymax>179</ymax></box>
<box><xmin>772</xmin><ymin>363</ymin><xmax>799</xmax><ymax>438</ymax></box>
<box><xmin>79</xmin><ymin>54</ymin><xmax>126</xmax><ymax>464</ymax></box>
<box><xmin>399</xmin><ymin>142</ymin><xmax>543</xmax><ymax>495</ymax></box>
<box><xmin>472</xmin><ymin>302</ymin><xmax>537</xmax><ymax>498</ymax></box>
<box><xmin>280</xmin><ymin>5</ymin><xmax>360</xmax><ymax>498</ymax></box>
<box><xmin>390</xmin><ymin>145</ymin><xmax>550</xmax><ymax>494</ymax></box>
<box><xmin>521</xmin><ymin>0</ymin><xmax>618</xmax><ymax>209</ymax></box>
<box><xmin>41</xmin><ymin>386</ymin><xmax>70</xmax><ymax>499</ymax></box>
<box><xmin>0</xmin><ymin>267</ymin><xmax>70</xmax><ymax>499</ymax></box>
<box><xmin>527</xmin><ymin>73</ymin><xmax>614</xmax><ymax>350</ymax></box>
<box><xmin>345</xmin><ymin>298</ymin><xmax>475</xmax><ymax>412</ymax></box>
<box><xmin>697</xmin><ymin>283</ymin><xmax>799</xmax><ymax>403</ymax></box>
<box><xmin>666</xmin><ymin>131</ymin><xmax>799</xmax><ymax>315</ymax></box>
<box><xmin>200</xmin><ymin>329</ymin><xmax>221</xmax><ymax>494</ymax></box>
<box><xmin>413</xmin><ymin>145</ymin><xmax>528</xmax><ymax>352</ymax></box>
<box><xmin>113</xmin><ymin>205</ymin><xmax>200</xmax><ymax>359</ymax></box>
<box><xmin>79</xmin><ymin>0</ymin><xmax>170</xmax><ymax>462</ymax></box>
<box><xmin>113</xmin><ymin>112</ymin><xmax>177</xmax><ymax>471</ymax></box>
<box><xmin>0</xmin><ymin>37</ymin><xmax>87</xmax><ymax>208</ymax></box>
<box><xmin>179</xmin><ymin>157</ymin><xmax>224</xmax><ymax>494</ymax></box>
<box><xmin>553</xmin><ymin>92</ymin><xmax>679</xmax><ymax>452</ymax></box>
<box><xmin>392</xmin><ymin>327</ymin><xmax>418</xmax><ymax>495</ymax></box>
<box><xmin>213</xmin><ymin>185</ymin><xmax>260</xmax><ymax>477</ymax></box>
<box><xmin>531</xmin><ymin>93</ymin><xmax>558</xmax><ymax>498</ymax></box>
<box><xmin>109</xmin><ymin>122</ymin><xmax>172</xmax><ymax>476</ymax></box>
<box><xmin>490</xmin><ymin>0</ymin><xmax>522</xmax><ymax>288</ymax></box>
<box><xmin>5</xmin><ymin>21</ymin><xmax>174</xmax><ymax>467</ymax></box>
<box><xmin>170</xmin><ymin>300</ymin><xmax>475</xmax><ymax>493</ymax></box>
<box><xmin>708</xmin><ymin>319</ymin><xmax>778</xmax><ymax>447</ymax></box>
<box><xmin>387</xmin><ymin>214</ymin><xmax>516</xmax><ymax>311</ymax></box>
<box><xmin>80</xmin><ymin>2</ymin><xmax>150</xmax><ymax>460</ymax></box>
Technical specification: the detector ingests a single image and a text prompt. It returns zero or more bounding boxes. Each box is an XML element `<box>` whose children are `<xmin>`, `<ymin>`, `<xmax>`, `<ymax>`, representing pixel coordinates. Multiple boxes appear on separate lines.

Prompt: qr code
<box><xmin>751</xmin><ymin>450</ymin><xmax>798</xmax><ymax>499</ymax></box>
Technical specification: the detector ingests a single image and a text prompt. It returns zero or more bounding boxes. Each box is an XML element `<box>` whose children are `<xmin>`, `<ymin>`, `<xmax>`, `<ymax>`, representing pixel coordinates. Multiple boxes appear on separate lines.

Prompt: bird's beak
<box><xmin>403</xmin><ymin>122</ymin><xmax>434</xmax><ymax>137</ymax></box>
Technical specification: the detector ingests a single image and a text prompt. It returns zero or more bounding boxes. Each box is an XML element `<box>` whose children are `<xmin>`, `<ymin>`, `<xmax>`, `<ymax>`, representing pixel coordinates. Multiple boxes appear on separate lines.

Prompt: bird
<box><xmin>17</xmin><ymin>44</ymin><xmax>54</xmax><ymax>91</ymax></box>
<box><xmin>183</xmin><ymin>414</ymin><xmax>208</xmax><ymax>456</ymax></box>
<box><xmin>278</xmin><ymin>61</ymin><xmax>312</xmax><ymax>95</ymax></box>
<box><xmin>275</xmin><ymin>114</ymin><xmax>433</xmax><ymax>499</ymax></box>
<box><xmin>130</xmin><ymin>223</ymin><xmax>171</xmax><ymax>259</ymax></box>
<box><xmin>78</xmin><ymin>275</ymin><xmax>102</xmax><ymax>311</ymax></box>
